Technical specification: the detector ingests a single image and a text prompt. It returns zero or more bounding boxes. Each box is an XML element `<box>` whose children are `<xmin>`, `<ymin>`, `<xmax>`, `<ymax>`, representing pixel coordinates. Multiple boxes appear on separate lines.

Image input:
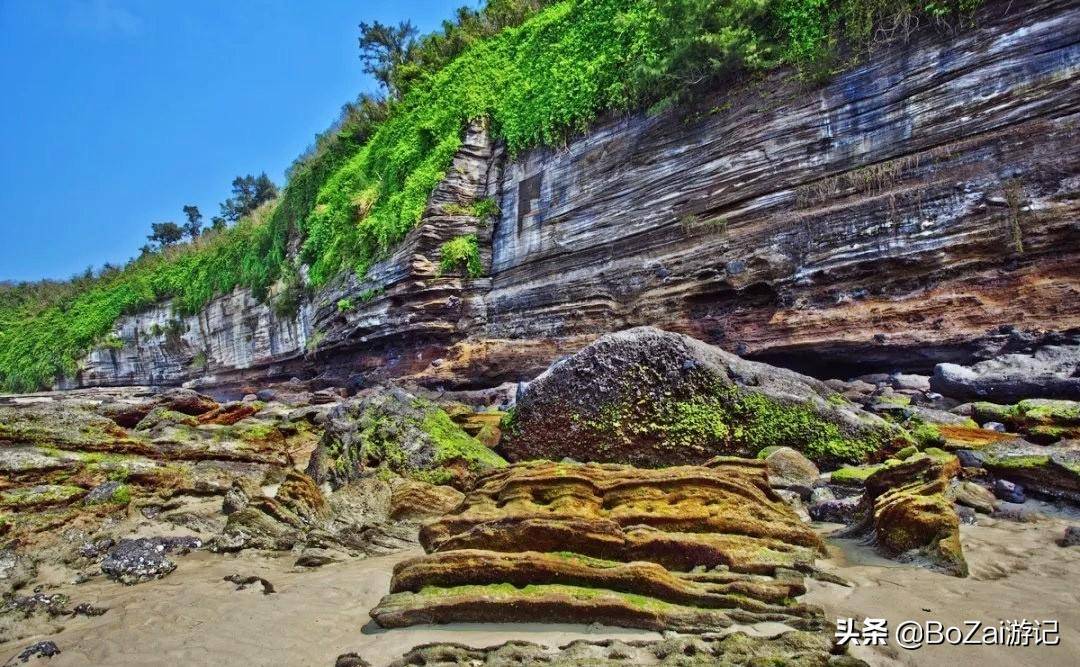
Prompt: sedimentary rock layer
<box><xmin>68</xmin><ymin>0</ymin><xmax>1080</xmax><ymax>391</ymax></box>
<box><xmin>369</xmin><ymin>460</ymin><xmax>829</xmax><ymax>633</ymax></box>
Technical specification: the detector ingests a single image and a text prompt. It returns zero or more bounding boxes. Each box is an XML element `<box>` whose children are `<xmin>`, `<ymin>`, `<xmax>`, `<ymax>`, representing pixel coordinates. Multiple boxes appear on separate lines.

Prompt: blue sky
<box><xmin>0</xmin><ymin>0</ymin><xmax>463</xmax><ymax>281</ymax></box>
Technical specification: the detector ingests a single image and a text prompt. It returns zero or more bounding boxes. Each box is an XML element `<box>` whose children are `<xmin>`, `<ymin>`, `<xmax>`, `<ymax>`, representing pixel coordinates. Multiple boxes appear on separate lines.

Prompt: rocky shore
<box><xmin>1</xmin><ymin>327</ymin><xmax>1078</xmax><ymax>665</ymax></box>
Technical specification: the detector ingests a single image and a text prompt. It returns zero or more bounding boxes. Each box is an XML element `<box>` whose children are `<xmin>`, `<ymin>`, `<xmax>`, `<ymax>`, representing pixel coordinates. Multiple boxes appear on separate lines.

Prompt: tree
<box><xmin>148</xmin><ymin>221</ymin><xmax>184</xmax><ymax>249</ymax></box>
<box><xmin>358</xmin><ymin>20</ymin><xmax>418</xmax><ymax>97</ymax></box>
<box><xmin>182</xmin><ymin>205</ymin><xmax>203</xmax><ymax>240</ymax></box>
<box><xmin>219</xmin><ymin>173</ymin><xmax>279</xmax><ymax>223</ymax></box>
<box><xmin>210</xmin><ymin>216</ymin><xmax>227</xmax><ymax>232</ymax></box>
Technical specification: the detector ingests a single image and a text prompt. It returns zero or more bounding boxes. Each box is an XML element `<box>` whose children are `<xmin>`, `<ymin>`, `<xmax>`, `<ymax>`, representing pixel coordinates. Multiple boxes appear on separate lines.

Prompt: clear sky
<box><xmin>0</xmin><ymin>0</ymin><xmax>463</xmax><ymax>281</ymax></box>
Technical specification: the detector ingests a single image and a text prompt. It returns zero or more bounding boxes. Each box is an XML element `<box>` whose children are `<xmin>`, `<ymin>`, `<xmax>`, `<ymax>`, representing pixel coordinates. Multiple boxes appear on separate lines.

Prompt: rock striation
<box><xmin>62</xmin><ymin>0</ymin><xmax>1080</xmax><ymax>395</ymax></box>
<box><xmin>842</xmin><ymin>454</ymin><xmax>968</xmax><ymax>576</ymax></box>
<box><xmin>370</xmin><ymin>459</ymin><xmax>832</xmax><ymax>633</ymax></box>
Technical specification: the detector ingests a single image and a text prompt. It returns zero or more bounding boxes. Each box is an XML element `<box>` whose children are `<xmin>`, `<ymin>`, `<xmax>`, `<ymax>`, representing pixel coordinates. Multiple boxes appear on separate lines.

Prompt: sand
<box><xmin>2</xmin><ymin>502</ymin><xmax>1078</xmax><ymax>666</ymax></box>
<box><xmin>806</xmin><ymin>501</ymin><xmax>1080</xmax><ymax>667</ymax></box>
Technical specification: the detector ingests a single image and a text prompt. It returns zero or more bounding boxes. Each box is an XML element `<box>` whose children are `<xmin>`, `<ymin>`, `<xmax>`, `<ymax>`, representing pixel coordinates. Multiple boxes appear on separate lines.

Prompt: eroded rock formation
<box><xmin>370</xmin><ymin>459</ymin><xmax>833</xmax><ymax>634</ymax></box>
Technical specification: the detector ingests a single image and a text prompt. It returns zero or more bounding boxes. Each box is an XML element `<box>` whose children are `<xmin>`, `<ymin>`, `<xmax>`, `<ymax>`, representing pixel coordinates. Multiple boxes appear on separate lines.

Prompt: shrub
<box><xmin>438</xmin><ymin>234</ymin><xmax>483</xmax><ymax>277</ymax></box>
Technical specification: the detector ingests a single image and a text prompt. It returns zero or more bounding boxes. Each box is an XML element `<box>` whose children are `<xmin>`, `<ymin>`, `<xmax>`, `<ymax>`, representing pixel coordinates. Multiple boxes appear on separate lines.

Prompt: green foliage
<box><xmin>0</xmin><ymin>0</ymin><xmax>983</xmax><ymax>392</ymax></box>
<box><xmin>337</xmin><ymin>298</ymin><xmax>354</xmax><ymax>312</ymax></box>
<box><xmin>437</xmin><ymin>234</ymin><xmax>483</xmax><ymax>277</ymax></box>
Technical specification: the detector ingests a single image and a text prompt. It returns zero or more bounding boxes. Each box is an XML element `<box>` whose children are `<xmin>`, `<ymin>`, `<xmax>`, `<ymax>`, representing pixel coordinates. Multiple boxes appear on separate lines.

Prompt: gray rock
<box><xmin>1058</xmin><ymin>526</ymin><xmax>1080</xmax><ymax>547</ymax></box>
<box><xmin>83</xmin><ymin>481</ymin><xmax>123</xmax><ymax>505</ymax></box>
<box><xmin>502</xmin><ymin>327</ymin><xmax>902</xmax><ymax>468</ymax></box>
<box><xmin>955</xmin><ymin>449</ymin><xmax>985</xmax><ymax>469</ymax></box>
<box><xmin>221</xmin><ymin>483</ymin><xmax>250</xmax><ymax>516</ymax></box>
<box><xmin>993</xmin><ymin>479</ymin><xmax>1026</xmax><ymax>504</ymax></box>
<box><xmin>947</xmin><ymin>481</ymin><xmax>997</xmax><ymax>514</ymax></box>
<box><xmin>810</xmin><ymin>487</ymin><xmax>835</xmax><ymax>505</ymax></box>
<box><xmin>255</xmin><ymin>389</ymin><xmax>276</xmax><ymax>402</ymax></box>
<box><xmin>773</xmin><ymin>489</ymin><xmax>810</xmax><ymax>522</ymax></box>
<box><xmin>0</xmin><ymin>549</ymin><xmax>36</xmax><ymax>598</ymax></box>
<box><xmin>294</xmin><ymin>548</ymin><xmax>340</xmax><ymax>568</ymax></box>
<box><xmin>100</xmin><ymin>536</ymin><xmax>202</xmax><ymax>585</ymax></box>
<box><xmin>891</xmin><ymin>373</ymin><xmax>931</xmax><ymax>392</ymax></box>
<box><xmin>809</xmin><ymin>496</ymin><xmax>860</xmax><ymax>524</ymax></box>
<box><xmin>764</xmin><ymin>447</ymin><xmax>820</xmax><ymax>499</ymax></box>
<box><xmin>931</xmin><ymin>345</ymin><xmax>1080</xmax><ymax>402</ymax></box>
<box><xmin>984</xmin><ymin>421</ymin><xmax>1006</xmax><ymax>432</ymax></box>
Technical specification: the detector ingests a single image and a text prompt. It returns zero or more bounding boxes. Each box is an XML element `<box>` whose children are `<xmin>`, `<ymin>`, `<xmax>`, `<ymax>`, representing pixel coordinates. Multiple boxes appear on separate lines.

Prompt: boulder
<box><xmin>306</xmin><ymin>386</ymin><xmax>505</xmax><ymax>490</ymax></box>
<box><xmin>501</xmin><ymin>328</ymin><xmax>904</xmax><ymax>468</ymax></box>
<box><xmin>930</xmin><ymin>345</ymin><xmax>1080</xmax><ymax>402</ymax></box>
<box><xmin>762</xmin><ymin>447</ymin><xmax>819</xmax><ymax>498</ymax></box>
<box><xmin>809</xmin><ymin>496</ymin><xmax>860</xmax><ymax>524</ymax></box>
<box><xmin>842</xmin><ymin>455</ymin><xmax>967</xmax><ymax>577</ymax></box>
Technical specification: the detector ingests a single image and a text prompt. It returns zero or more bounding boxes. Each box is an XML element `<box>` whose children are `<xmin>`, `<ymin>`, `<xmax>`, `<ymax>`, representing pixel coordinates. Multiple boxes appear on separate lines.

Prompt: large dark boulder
<box><xmin>500</xmin><ymin>327</ymin><xmax>906</xmax><ymax>468</ymax></box>
<box><xmin>930</xmin><ymin>345</ymin><xmax>1080</xmax><ymax>402</ymax></box>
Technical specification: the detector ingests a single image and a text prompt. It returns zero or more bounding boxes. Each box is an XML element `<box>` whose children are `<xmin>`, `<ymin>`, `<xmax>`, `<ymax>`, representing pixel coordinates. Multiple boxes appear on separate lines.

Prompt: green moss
<box><xmin>0</xmin><ymin>484</ymin><xmax>85</xmax><ymax>509</ymax></box>
<box><xmin>985</xmin><ymin>455</ymin><xmax>1051</xmax><ymax>469</ymax></box>
<box><xmin>895</xmin><ymin>445</ymin><xmax>918</xmax><ymax>460</ymax></box>
<box><xmin>336</xmin><ymin>298</ymin><xmax>354</xmax><ymax>312</ymax></box>
<box><xmin>416</xmin><ymin>583</ymin><xmax>673</xmax><ymax>612</ymax></box>
<box><xmin>830</xmin><ymin>464</ymin><xmax>883</xmax><ymax>486</ymax></box>
<box><xmin>908</xmin><ymin>421</ymin><xmax>945</xmax><ymax>448</ymax></box>
<box><xmin>421</xmin><ymin>409</ymin><xmax>506</xmax><ymax>470</ymax></box>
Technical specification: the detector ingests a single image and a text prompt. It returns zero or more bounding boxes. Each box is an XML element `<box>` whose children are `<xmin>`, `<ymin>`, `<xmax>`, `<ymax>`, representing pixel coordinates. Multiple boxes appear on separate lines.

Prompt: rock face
<box><xmin>931</xmin><ymin>345</ymin><xmax>1080</xmax><ymax>401</ymax></box>
<box><xmin>370</xmin><ymin>459</ymin><xmax>830</xmax><ymax>633</ymax></box>
<box><xmin>843</xmin><ymin>455</ymin><xmax>967</xmax><ymax>577</ymax></box>
<box><xmin>500</xmin><ymin>328</ymin><xmax>904</xmax><ymax>468</ymax></box>
<box><xmin>64</xmin><ymin>0</ymin><xmax>1080</xmax><ymax>395</ymax></box>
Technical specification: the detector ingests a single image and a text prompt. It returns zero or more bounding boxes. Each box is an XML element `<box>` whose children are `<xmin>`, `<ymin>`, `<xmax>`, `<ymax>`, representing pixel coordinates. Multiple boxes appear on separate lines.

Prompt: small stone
<box><xmin>294</xmin><ymin>548</ymin><xmax>339</xmax><ymax>568</ymax></box>
<box><xmin>334</xmin><ymin>654</ymin><xmax>372</xmax><ymax>667</ymax></box>
<box><xmin>993</xmin><ymin>479</ymin><xmax>1026</xmax><ymax>503</ymax></box>
<box><xmin>983</xmin><ymin>421</ymin><xmax>1007</xmax><ymax>432</ymax></box>
<box><xmin>810</xmin><ymin>487</ymin><xmax>835</xmax><ymax>505</ymax></box>
<box><xmin>955</xmin><ymin>505</ymin><xmax>978</xmax><ymax>525</ymax></box>
<box><xmin>83</xmin><ymin>481</ymin><xmax>124</xmax><ymax>505</ymax></box>
<box><xmin>242</xmin><ymin>394</ymin><xmax>258</xmax><ymax>402</ymax></box>
<box><xmin>10</xmin><ymin>641</ymin><xmax>60</xmax><ymax>663</ymax></box>
<box><xmin>809</xmin><ymin>496</ymin><xmax>860</xmax><ymax>524</ymax></box>
<box><xmin>255</xmin><ymin>389</ymin><xmax>276</xmax><ymax>402</ymax></box>
<box><xmin>948</xmin><ymin>481</ymin><xmax>997</xmax><ymax>514</ymax></box>
<box><xmin>1057</xmin><ymin>526</ymin><xmax>1080</xmax><ymax>547</ymax></box>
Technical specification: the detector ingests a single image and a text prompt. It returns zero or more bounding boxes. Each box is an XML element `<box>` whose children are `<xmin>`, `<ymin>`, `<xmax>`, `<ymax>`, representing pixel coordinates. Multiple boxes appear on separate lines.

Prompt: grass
<box><xmin>0</xmin><ymin>0</ymin><xmax>984</xmax><ymax>392</ymax></box>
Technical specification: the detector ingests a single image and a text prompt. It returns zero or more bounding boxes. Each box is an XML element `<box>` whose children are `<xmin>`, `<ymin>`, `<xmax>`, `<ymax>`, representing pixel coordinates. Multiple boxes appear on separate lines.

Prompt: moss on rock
<box><xmin>307</xmin><ymin>387</ymin><xmax>505</xmax><ymax>489</ymax></box>
<box><xmin>502</xmin><ymin>328</ymin><xmax>905</xmax><ymax>468</ymax></box>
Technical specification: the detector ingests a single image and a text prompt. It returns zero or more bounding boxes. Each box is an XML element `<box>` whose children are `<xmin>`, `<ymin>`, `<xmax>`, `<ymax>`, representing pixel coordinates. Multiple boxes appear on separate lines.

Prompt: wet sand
<box><xmin>3</xmin><ymin>504</ymin><xmax>1078</xmax><ymax>666</ymax></box>
<box><xmin>806</xmin><ymin>501</ymin><xmax>1080</xmax><ymax>667</ymax></box>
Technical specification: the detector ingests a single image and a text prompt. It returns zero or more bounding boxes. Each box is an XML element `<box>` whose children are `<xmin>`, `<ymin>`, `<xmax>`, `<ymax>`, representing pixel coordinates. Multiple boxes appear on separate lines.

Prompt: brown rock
<box><xmin>389</xmin><ymin>481</ymin><xmax>464</xmax><ymax>521</ymax></box>
<box><xmin>843</xmin><ymin>455</ymin><xmax>967</xmax><ymax>577</ymax></box>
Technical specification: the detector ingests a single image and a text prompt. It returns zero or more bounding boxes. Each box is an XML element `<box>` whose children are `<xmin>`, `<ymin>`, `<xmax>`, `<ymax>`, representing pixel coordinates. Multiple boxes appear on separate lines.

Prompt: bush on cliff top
<box><xmin>0</xmin><ymin>0</ymin><xmax>982</xmax><ymax>391</ymax></box>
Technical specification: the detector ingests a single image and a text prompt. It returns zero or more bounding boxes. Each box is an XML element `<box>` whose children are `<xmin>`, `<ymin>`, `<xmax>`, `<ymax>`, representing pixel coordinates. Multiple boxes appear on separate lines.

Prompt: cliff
<box><xmin>68</xmin><ymin>0</ymin><xmax>1080</xmax><ymax>392</ymax></box>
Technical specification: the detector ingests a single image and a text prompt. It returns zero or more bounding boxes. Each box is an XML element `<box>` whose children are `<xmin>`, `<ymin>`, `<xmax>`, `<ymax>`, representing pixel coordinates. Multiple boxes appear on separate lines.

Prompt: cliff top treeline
<box><xmin>0</xmin><ymin>0</ymin><xmax>983</xmax><ymax>392</ymax></box>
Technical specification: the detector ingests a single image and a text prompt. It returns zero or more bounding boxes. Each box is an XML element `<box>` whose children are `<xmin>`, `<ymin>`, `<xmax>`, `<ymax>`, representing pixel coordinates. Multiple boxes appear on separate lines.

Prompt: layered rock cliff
<box><xmin>69</xmin><ymin>0</ymin><xmax>1080</xmax><ymax>392</ymax></box>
